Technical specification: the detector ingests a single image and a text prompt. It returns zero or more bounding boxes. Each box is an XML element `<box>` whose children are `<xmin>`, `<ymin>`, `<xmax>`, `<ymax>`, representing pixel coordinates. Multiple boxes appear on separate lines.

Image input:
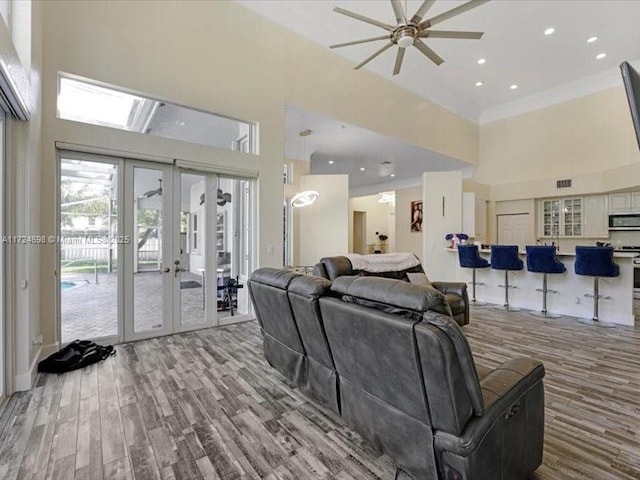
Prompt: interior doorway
<box><xmin>59</xmin><ymin>152</ymin><xmax>255</xmax><ymax>344</ymax></box>
<box><xmin>353</xmin><ymin>211</ymin><xmax>367</xmax><ymax>254</ymax></box>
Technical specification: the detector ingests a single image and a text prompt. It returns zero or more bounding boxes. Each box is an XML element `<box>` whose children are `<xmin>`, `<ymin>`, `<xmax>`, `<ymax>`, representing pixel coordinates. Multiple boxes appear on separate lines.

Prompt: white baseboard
<box><xmin>13</xmin><ymin>342</ymin><xmax>59</xmax><ymax>391</ymax></box>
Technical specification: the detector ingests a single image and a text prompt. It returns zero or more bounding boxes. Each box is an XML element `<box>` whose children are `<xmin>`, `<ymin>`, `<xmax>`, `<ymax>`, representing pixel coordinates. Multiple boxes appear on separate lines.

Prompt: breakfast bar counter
<box><xmin>446</xmin><ymin>248</ymin><xmax>636</xmax><ymax>325</ymax></box>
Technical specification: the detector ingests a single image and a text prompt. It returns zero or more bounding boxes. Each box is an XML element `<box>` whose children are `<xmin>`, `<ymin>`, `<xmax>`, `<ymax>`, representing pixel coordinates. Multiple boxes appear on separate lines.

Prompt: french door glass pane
<box><xmin>133</xmin><ymin>167</ymin><xmax>165</xmax><ymax>333</ymax></box>
<box><xmin>60</xmin><ymin>158</ymin><xmax>118</xmax><ymax>342</ymax></box>
<box><xmin>180</xmin><ymin>172</ymin><xmax>207</xmax><ymax>326</ymax></box>
<box><xmin>217</xmin><ymin>177</ymin><xmax>251</xmax><ymax>320</ymax></box>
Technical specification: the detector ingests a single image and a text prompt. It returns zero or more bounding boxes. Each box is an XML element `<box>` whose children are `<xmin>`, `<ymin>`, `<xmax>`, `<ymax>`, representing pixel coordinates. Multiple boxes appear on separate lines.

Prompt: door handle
<box><xmin>160</xmin><ymin>267</ymin><xmax>170</xmax><ymax>274</ymax></box>
<box><xmin>174</xmin><ymin>266</ymin><xmax>186</xmax><ymax>277</ymax></box>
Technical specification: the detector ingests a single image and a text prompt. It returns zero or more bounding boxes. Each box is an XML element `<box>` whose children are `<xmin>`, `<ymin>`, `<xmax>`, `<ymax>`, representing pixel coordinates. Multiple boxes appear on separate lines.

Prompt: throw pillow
<box><xmin>406</xmin><ymin>272</ymin><xmax>432</xmax><ymax>287</ymax></box>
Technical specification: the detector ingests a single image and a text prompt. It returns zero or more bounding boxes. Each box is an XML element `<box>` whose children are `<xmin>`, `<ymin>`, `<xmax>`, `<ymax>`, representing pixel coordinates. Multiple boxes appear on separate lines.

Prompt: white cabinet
<box><xmin>583</xmin><ymin>195</ymin><xmax>609</xmax><ymax>238</ymax></box>
<box><xmin>608</xmin><ymin>192</ymin><xmax>640</xmax><ymax>213</ymax></box>
<box><xmin>539</xmin><ymin>194</ymin><xmax>608</xmax><ymax>238</ymax></box>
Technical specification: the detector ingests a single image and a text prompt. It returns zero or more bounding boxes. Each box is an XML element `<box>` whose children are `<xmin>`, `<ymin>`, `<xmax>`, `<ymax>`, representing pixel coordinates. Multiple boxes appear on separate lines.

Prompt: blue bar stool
<box><xmin>525</xmin><ymin>246</ymin><xmax>566</xmax><ymax>318</ymax></box>
<box><xmin>458</xmin><ymin>245</ymin><xmax>490</xmax><ymax>306</ymax></box>
<box><xmin>575</xmin><ymin>246</ymin><xmax>619</xmax><ymax>328</ymax></box>
<box><xmin>491</xmin><ymin>245</ymin><xmax>524</xmax><ymax>311</ymax></box>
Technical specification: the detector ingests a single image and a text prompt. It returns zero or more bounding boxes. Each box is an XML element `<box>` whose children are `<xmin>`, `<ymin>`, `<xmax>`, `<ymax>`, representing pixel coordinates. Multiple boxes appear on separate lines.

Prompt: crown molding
<box><xmin>479</xmin><ymin>58</ymin><xmax>640</xmax><ymax>126</ymax></box>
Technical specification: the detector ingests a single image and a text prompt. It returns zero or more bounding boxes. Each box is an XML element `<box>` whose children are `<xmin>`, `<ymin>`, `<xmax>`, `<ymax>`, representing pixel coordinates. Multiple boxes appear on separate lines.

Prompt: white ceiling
<box><xmin>285</xmin><ymin>104</ymin><xmax>472</xmax><ymax>195</ymax></box>
<box><xmin>238</xmin><ymin>0</ymin><xmax>640</xmax><ymax>122</ymax></box>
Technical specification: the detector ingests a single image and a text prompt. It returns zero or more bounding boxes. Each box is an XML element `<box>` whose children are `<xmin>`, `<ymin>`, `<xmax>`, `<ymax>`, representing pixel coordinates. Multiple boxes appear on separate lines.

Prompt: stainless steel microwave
<box><xmin>609</xmin><ymin>213</ymin><xmax>640</xmax><ymax>230</ymax></box>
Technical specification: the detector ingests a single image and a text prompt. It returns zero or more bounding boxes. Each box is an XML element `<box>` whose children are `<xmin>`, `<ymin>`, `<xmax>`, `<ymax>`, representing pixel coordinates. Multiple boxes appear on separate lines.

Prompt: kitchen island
<box><xmin>446</xmin><ymin>248</ymin><xmax>636</xmax><ymax>326</ymax></box>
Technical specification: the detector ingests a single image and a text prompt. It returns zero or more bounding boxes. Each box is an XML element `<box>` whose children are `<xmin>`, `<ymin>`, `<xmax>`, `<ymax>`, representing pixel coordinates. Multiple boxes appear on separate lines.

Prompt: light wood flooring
<box><xmin>0</xmin><ymin>308</ymin><xmax>639</xmax><ymax>480</ymax></box>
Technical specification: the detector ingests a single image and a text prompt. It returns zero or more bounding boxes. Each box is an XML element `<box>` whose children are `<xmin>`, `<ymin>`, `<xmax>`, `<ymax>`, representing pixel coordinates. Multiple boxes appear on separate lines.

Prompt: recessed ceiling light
<box><xmin>477</xmin><ymin>58</ymin><xmax>486</xmax><ymax>65</ymax></box>
<box><xmin>475</xmin><ymin>81</ymin><xmax>484</xmax><ymax>87</ymax></box>
<box><xmin>596</xmin><ymin>52</ymin><xmax>606</xmax><ymax>60</ymax></box>
<box><xmin>587</xmin><ymin>36</ymin><xmax>598</xmax><ymax>43</ymax></box>
<box><xmin>510</xmin><ymin>84</ymin><xmax>519</xmax><ymax>90</ymax></box>
<box><xmin>328</xmin><ymin>160</ymin><xmax>334</xmax><ymax>165</ymax></box>
<box><xmin>359</xmin><ymin>167</ymin><xmax>365</xmax><ymax>171</ymax></box>
<box><xmin>390</xmin><ymin>173</ymin><xmax>395</xmax><ymax>177</ymax></box>
<box><xmin>544</xmin><ymin>27</ymin><xmax>555</xmax><ymax>35</ymax></box>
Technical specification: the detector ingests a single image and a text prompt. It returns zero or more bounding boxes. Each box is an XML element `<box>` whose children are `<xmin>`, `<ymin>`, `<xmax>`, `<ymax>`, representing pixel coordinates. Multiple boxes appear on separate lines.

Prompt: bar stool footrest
<box><xmin>577</xmin><ymin>318</ymin><xmax>616</xmax><ymax>328</ymax></box>
<box><xmin>530</xmin><ymin>310</ymin><xmax>561</xmax><ymax>319</ymax></box>
<box><xmin>494</xmin><ymin>304</ymin><xmax>521</xmax><ymax>312</ymax></box>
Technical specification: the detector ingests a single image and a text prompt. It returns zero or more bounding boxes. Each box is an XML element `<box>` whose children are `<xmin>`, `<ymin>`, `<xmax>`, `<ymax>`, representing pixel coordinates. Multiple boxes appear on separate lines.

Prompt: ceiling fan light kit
<box><xmin>330</xmin><ymin>0</ymin><xmax>490</xmax><ymax>75</ymax></box>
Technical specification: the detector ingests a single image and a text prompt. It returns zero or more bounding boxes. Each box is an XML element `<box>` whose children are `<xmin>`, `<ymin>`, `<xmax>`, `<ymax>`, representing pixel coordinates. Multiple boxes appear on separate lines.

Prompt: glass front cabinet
<box><xmin>539</xmin><ymin>197</ymin><xmax>583</xmax><ymax>238</ymax></box>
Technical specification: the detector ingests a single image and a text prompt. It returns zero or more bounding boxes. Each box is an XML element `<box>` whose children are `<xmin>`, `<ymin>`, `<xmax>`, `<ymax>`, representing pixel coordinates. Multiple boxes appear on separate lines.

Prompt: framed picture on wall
<box><xmin>411</xmin><ymin>200</ymin><xmax>423</xmax><ymax>232</ymax></box>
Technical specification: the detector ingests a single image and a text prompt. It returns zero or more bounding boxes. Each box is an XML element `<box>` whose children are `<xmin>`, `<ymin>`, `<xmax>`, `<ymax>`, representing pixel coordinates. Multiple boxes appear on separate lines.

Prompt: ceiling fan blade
<box><xmin>355</xmin><ymin>42</ymin><xmax>395</xmax><ymax>69</ymax></box>
<box><xmin>420</xmin><ymin>30</ymin><xmax>484</xmax><ymax>39</ymax></box>
<box><xmin>330</xmin><ymin>35</ymin><xmax>390</xmax><ymax>49</ymax></box>
<box><xmin>333</xmin><ymin>7</ymin><xmax>394</xmax><ymax>31</ymax></box>
<box><xmin>410</xmin><ymin>0</ymin><xmax>436</xmax><ymax>24</ymax></box>
<box><xmin>390</xmin><ymin>0</ymin><xmax>406</xmax><ymax>24</ymax></box>
<box><xmin>420</xmin><ymin>0</ymin><xmax>490</xmax><ymax>28</ymax></box>
<box><xmin>414</xmin><ymin>39</ymin><xmax>444</xmax><ymax>65</ymax></box>
<box><xmin>393</xmin><ymin>47</ymin><xmax>406</xmax><ymax>76</ymax></box>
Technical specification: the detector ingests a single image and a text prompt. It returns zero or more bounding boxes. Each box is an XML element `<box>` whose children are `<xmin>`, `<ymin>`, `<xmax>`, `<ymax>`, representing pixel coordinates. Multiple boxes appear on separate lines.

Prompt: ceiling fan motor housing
<box><xmin>394</xmin><ymin>25</ymin><xmax>418</xmax><ymax>48</ymax></box>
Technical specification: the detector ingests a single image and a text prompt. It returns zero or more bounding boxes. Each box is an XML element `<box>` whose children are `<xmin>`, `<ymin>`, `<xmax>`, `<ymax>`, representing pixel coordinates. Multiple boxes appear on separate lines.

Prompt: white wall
<box><xmin>298</xmin><ymin>175</ymin><xmax>349</xmax><ymax>265</ymax></box>
<box><xmin>423</xmin><ymin>171</ymin><xmax>462</xmax><ymax>280</ymax></box>
<box><xmin>395</xmin><ymin>186</ymin><xmax>423</xmax><ymax>261</ymax></box>
<box><xmin>1</xmin><ymin>0</ymin><xmax>44</xmax><ymax>391</ymax></box>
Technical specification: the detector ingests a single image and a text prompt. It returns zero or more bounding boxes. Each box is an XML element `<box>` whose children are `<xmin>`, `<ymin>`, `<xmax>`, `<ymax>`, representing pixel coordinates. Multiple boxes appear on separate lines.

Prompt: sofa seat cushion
<box><xmin>444</xmin><ymin>293</ymin><xmax>465</xmax><ymax>316</ymax></box>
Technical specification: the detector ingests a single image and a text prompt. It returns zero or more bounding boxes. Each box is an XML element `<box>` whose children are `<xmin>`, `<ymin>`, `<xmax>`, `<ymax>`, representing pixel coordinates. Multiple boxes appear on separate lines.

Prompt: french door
<box><xmin>59</xmin><ymin>152</ymin><xmax>254</xmax><ymax>344</ymax></box>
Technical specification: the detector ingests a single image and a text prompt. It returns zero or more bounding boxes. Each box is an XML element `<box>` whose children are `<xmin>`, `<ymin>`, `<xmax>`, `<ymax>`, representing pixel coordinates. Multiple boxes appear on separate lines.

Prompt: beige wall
<box><xmin>37</xmin><ymin>0</ymin><xmax>478</xmax><ymax>351</ymax></box>
<box><xmin>298</xmin><ymin>175</ymin><xmax>349</xmax><ymax>265</ymax></box>
<box><xmin>284</xmin><ymin>158</ymin><xmax>310</xmax><ymax>265</ymax></box>
<box><xmin>475</xmin><ymin>86</ymin><xmax>640</xmax><ymax>200</ymax></box>
<box><xmin>395</xmin><ymin>186</ymin><xmax>423</xmax><ymax>260</ymax></box>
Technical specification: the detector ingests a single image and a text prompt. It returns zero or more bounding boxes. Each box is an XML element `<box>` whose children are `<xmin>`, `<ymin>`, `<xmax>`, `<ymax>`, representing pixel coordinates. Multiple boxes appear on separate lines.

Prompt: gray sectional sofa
<box><xmin>313</xmin><ymin>255</ymin><xmax>470</xmax><ymax>326</ymax></box>
<box><xmin>248</xmin><ymin>268</ymin><xmax>545</xmax><ymax>480</ymax></box>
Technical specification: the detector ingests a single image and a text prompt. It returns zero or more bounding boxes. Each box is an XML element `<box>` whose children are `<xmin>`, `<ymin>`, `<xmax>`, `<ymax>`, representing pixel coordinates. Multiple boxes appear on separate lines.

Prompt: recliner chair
<box><xmin>314</xmin><ymin>255</ymin><xmax>470</xmax><ymax>326</ymax></box>
<box><xmin>246</xmin><ymin>268</ymin><xmax>306</xmax><ymax>386</ymax></box>
<box><xmin>322</xmin><ymin>276</ymin><xmax>545</xmax><ymax>480</ymax></box>
<box><xmin>288</xmin><ymin>275</ymin><xmax>340</xmax><ymax>413</ymax></box>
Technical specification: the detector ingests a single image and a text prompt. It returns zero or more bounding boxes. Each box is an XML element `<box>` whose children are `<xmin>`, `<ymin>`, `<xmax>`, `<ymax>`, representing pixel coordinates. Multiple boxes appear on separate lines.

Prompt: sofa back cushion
<box><xmin>317</xmin><ymin>255</ymin><xmax>425</xmax><ymax>281</ymax></box>
<box><xmin>331</xmin><ymin>276</ymin><xmax>452</xmax><ymax>318</ymax></box>
<box><xmin>288</xmin><ymin>276</ymin><xmax>334</xmax><ymax>369</ymax></box>
<box><xmin>319</xmin><ymin>296</ymin><xmax>430</xmax><ymax>422</ymax></box>
<box><xmin>248</xmin><ymin>268</ymin><xmax>303</xmax><ymax>352</ymax></box>
<box><xmin>414</xmin><ymin>312</ymin><xmax>485</xmax><ymax>436</ymax></box>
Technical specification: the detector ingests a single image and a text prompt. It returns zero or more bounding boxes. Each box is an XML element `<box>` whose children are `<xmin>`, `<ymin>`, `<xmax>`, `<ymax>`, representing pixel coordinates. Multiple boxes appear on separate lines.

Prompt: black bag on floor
<box><xmin>38</xmin><ymin>339</ymin><xmax>116</xmax><ymax>374</ymax></box>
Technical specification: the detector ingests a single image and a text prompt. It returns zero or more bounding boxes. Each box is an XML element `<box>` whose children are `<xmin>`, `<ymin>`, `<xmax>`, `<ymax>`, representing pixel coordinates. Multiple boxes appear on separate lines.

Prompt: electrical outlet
<box><xmin>32</xmin><ymin>335</ymin><xmax>43</xmax><ymax>346</ymax></box>
<box><xmin>267</xmin><ymin>244</ymin><xmax>274</xmax><ymax>254</ymax></box>
<box><xmin>575</xmin><ymin>296</ymin><xmax>581</xmax><ymax>304</ymax></box>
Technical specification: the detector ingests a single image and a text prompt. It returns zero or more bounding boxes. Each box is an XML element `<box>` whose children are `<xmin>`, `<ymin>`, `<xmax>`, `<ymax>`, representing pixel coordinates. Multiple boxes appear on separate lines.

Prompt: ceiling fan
<box><xmin>198</xmin><ymin>189</ymin><xmax>232</xmax><ymax>207</ymax></box>
<box><xmin>141</xmin><ymin>179</ymin><xmax>162</xmax><ymax>198</ymax></box>
<box><xmin>330</xmin><ymin>0</ymin><xmax>490</xmax><ymax>75</ymax></box>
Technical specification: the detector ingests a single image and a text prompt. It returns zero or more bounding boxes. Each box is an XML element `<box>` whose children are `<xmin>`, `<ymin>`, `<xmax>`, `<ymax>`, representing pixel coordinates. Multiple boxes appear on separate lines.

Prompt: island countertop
<box><xmin>444</xmin><ymin>247</ymin><xmax>635</xmax><ymax>325</ymax></box>
<box><xmin>445</xmin><ymin>247</ymin><xmax>638</xmax><ymax>258</ymax></box>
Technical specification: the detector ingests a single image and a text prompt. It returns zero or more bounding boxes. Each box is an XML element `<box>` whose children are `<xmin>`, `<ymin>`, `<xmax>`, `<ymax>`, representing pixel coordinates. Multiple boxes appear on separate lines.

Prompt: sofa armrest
<box><xmin>431</xmin><ymin>281</ymin><xmax>467</xmax><ymax>298</ymax></box>
<box><xmin>434</xmin><ymin>357</ymin><xmax>545</xmax><ymax>456</ymax></box>
<box><xmin>431</xmin><ymin>282</ymin><xmax>469</xmax><ymax>325</ymax></box>
<box><xmin>479</xmin><ymin>358</ymin><xmax>544</xmax><ymax>409</ymax></box>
